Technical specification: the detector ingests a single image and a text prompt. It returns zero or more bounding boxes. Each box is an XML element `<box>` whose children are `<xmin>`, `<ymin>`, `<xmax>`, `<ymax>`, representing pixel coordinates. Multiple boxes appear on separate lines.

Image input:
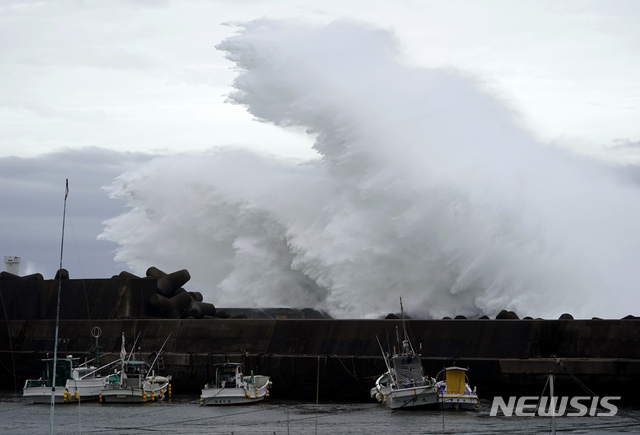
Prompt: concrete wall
<box><xmin>0</xmin><ymin>278</ymin><xmax>156</xmax><ymax>320</ymax></box>
<box><xmin>1</xmin><ymin>318</ymin><xmax>639</xmax><ymax>402</ymax></box>
<box><xmin>7</xmin><ymin>318</ymin><xmax>639</xmax><ymax>358</ymax></box>
<box><xmin>1</xmin><ymin>277</ymin><xmax>639</xmax><ymax>401</ymax></box>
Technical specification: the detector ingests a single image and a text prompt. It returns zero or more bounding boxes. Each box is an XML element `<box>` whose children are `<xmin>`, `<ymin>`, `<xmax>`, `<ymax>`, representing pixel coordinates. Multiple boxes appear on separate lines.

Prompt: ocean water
<box><xmin>1</xmin><ymin>393</ymin><xmax>640</xmax><ymax>434</ymax></box>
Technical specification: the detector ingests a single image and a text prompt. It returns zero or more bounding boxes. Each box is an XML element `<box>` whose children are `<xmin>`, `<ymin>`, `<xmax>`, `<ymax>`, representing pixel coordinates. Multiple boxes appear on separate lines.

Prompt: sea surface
<box><xmin>1</xmin><ymin>392</ymin><xmax>640</xmax><ymax>434</ymax></box>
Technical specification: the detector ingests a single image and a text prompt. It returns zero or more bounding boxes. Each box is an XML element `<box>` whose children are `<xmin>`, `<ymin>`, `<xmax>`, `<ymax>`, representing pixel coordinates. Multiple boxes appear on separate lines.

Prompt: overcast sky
<box><xmin>2</xmin><ymin>1</ymin><xmax>640</xmax><ymax>317</ymax></box>
<box><xmin>2</xmin><ymin>0</ymin><xmax>639</xmax><ymax>160</ymax></box>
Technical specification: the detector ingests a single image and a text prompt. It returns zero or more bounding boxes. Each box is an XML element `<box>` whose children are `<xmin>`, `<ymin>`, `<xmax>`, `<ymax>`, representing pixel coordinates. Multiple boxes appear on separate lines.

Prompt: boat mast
<box><xmin>399</xmin><ymin>297</ymin><xmax>415</xmax><ymax>355</ymax></box>
<box><xmin>50</xmin><ymin>179</ymin><xmax>68</xmax><ymax>434</ymax></box>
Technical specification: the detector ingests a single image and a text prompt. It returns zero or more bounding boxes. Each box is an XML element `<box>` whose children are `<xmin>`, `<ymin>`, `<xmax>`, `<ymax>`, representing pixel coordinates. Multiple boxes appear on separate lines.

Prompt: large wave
<box><xmin>100</xmin><ymin>19</ymin><xmax>640</xmax><ymax>319</ymax></box>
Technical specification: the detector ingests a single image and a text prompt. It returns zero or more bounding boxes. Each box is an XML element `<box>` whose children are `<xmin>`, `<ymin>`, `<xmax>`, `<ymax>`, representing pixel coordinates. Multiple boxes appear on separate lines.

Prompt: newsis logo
<box><xmin>490</xmin><ymin>396</ymin><xmax>621</xmax><ymax>417</ymax></box>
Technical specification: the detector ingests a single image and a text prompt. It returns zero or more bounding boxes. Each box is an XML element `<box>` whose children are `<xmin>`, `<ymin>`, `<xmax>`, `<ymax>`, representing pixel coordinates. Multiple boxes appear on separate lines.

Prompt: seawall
<box><xmin>2</xmin><ymin>318</ymin><xmax>640</xmax><ymax>402</ymax></box>
<box><xmin>1</xmin><ymin>276</ymin><xmax>639</xmax><ymax>402</ymax></box>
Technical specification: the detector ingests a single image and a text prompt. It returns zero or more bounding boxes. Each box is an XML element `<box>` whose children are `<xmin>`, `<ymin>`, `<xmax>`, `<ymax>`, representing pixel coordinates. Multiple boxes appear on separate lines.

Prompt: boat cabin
<box><xmin>24</xmin><ymin>356</ymin><xmax>78</xmax><ymax>388</ymax></box>
<box><xmin>211</xmin><ymin>363</ymin><xmax>243</xmax><ymax>389</ymax></box>
<box><xmin>437</xmin><ymin>366</ymin><xmax>475</xmax><ymax>396</ymax></box>
<box><xmin>391</xmin><ymin>353</ymin><xmax>426</xmax><ymax>388</ymax></box>
<box><xmin>105</xmin><ymin>360</ymin><xmax>148</xmax><ymax>389</ymax></box>
<box><xmin>73</xmin><ymin>365</ymin><xmax>98</xmax><ymax>380</ymax></box>
<box><xmin>445</xmin><ymin>367</ymin><xmax>467</xmax><ymax>395</ymax></box>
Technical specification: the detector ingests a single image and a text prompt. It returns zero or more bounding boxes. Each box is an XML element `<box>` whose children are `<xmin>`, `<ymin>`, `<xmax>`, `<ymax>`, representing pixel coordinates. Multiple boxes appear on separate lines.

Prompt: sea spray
<box><xmin>100</xmin><ymin>19</ymin><xmax>640</xmax><ymax>319</ymax></box>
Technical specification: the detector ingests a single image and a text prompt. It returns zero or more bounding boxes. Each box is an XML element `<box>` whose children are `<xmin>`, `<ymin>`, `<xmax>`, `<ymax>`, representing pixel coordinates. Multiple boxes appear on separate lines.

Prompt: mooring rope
<box><xmin>556</xmin><ymin>358</ymin><xmax>640</xmax><ymax>423</ymax></box>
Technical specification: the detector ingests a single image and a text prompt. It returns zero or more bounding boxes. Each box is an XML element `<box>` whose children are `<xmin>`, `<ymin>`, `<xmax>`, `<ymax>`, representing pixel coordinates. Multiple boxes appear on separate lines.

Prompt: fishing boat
<box><xmin>99</xmin><ymin>335</ymin><xmax>172</xmax><ymax>404</ymax></box>
<box><xmin>100</xmin><ymin>361</ymin><xmax>171</xmax><ymax>403</ymax></box>
<box><xmin>101</xmin><ymin>361</ymin><xmax>146</xmax><ymax>404</ymax></box>
<box><xmin>23</xmin><ymin>355</ymin><xmax>107</xmax><ymax>404</ymax></box>
<box><xmin>435</xmin><ymin>366</ymin><xmax>479</xmax><ymax>410</ymax></box>
<box><xmin>370</xmin><ymin>299</ymin><xmax>439</xmax><ymax>409</ymax></box>
<box><xmin>200</xmin><ymin>362</ymin><xmax>271</xmax><ymax>406</ymax></box>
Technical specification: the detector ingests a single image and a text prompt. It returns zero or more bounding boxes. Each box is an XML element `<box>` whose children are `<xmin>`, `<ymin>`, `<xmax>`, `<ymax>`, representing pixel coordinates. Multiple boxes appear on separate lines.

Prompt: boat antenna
<box><xmin>399</xmin><ymin>297</ymin><xmax>415</xmax><ymax>355</ymax></box>
<box><xmin>50</xmin><ymin>179</ymin><xmax>68</xmax><ymax>434</ymax></box>
<box><xmin>394</xmin><ymin>326</ymin><xmax>400</xmax><ymax>356</ymax></box>
<box><xmin>400</xmin><ymin>297</ymin><xmax>408</xmax><ymax>340</ymax></box>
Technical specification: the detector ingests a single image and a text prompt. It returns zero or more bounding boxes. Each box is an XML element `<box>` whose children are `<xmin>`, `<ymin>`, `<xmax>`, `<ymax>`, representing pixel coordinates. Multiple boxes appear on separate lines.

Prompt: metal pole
<box><xmin>50</xmin><ymin>179</ymin><xmax>68</xmax><ymax>434</ymax></box>
<box><xmin>315</xmin><ymin>355</ymin><xmax>320</xmax><ymax>435</ymax></box>
<box><xmin>550</xmin><ymin>373</ymin><xmax>556</xmax><ymax>435</ymax></box>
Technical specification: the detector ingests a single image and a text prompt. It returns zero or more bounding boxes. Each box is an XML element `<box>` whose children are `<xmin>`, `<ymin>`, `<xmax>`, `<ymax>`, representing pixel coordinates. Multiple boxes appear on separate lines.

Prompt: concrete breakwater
<box><xmin>1</xmin><ymin>273</ymin><xmax>640</xmax><ymax>402</ymax></box>
<box><xmin>2</xmin><ymin>318</ymin><xmax>640</xmax><ymax>403</ymax></box>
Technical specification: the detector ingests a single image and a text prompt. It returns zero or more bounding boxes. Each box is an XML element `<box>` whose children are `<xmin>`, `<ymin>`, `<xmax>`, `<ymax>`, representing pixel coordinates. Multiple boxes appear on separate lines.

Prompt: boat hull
<box><xmin>23</xmin><ymin>387</ymin><xmax>65</xmax><ymax>404</ymax></box>
<box><xmin>373</xmin><ymin>372</ymin><xmax>439</xmax><ymax>410</ymax></box>
<box><xmin>63</xmin><ymin>378</ymin><xmax>107</xmax><ymax>402</ymax></box>
<box><xmin>100</xmin><ymin>387</ymin><xmax>147</xmax><ymax>404</ymax></box>
<box><xmin>100</xmin><ymin>380</ymin><xmax>170</xmax><ymax>404</ymax></box>
<box><xmin>23</xmin><ymin>379</ymin><xmax>105</xmax><ymax>404</ymax></box>
<box><xmin>201</xmin><ymin>382</ymin><xmax>269</xmax><ymax>406</ymax></box>
<box><xmin>436</xmin><ymin>370</ymin><xmax>479</xmax><ymax>411</ymax></box>
<box><xmin>381</xmin><ymin>386</ymin><xmax>439</xmax><ymax>409</ymax></box>
<box><xmin>439</xmin><ymin>394</ymin><xmax>479</xmax><ymax>410</ymax></box>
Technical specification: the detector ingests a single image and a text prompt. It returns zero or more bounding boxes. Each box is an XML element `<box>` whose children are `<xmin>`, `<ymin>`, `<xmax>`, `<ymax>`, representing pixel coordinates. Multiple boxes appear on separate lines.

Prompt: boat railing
<box><xmin>24</xmin><ymin>379</ymin><xmax>47</xmax><ymax>388</ymax></box>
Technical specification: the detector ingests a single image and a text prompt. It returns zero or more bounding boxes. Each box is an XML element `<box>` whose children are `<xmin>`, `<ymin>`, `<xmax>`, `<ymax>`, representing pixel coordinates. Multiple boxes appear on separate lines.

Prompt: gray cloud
<box><xmin>0</xmin><ymin>147</ymin><xmax>154</xmax><ymax>279</ymax></box>
<box><xmin>611</xmin><ymin>138</ymin><xmax>640</xmax><ymax>149</ymax></box>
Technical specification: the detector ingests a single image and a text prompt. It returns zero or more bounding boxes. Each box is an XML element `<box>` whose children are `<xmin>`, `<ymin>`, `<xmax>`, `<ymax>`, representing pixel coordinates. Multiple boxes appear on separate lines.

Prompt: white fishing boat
<box><xmin>371</xmin><ymin>343</ymin><xmax>439</xmax><ymax>409</ymax></box>
<box><xmin>100</xmin><ymin>335</ymin><xmax>172</xmax><ymax>404</ymax></box>
<box><xmin>200</xmin><ymin>362</ymin><xmax>271</xmax><ymax>406</ymax></box>
<box><xmin>23</xmin><ymin>355</ymin><xmax>108</xmax><ymax>404</ymax></box>
<box><xmin>371</xmin><ymin>299</ymin><xmax>439</xmax><ymax>410</ymax></box>
<box><xmin>100</xmin><ymin>361</ymin><xmax>171</xmax><ymax>403</ymax></box>
<box><xmin>101</xmin><ymin>361</ymin><xmax>144</xmax><ymax>404</ymax></box>
<box><xmin>436</xmin><ymin>366</ymin><xmax>479</xmax><ymax>410</ymax></box>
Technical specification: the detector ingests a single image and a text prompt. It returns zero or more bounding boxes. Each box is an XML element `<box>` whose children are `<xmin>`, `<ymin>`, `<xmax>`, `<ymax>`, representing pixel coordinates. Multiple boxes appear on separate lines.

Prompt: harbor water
<box><xmin>2</xmin><ymin>392</ymin><xmax>640</xmax><ymax>434</ymax></box>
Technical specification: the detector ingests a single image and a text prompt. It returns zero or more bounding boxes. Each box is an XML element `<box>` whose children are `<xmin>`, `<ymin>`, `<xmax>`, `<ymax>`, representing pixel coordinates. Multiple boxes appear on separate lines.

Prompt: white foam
<box><xmin>100</xmin><ymin>20</ymin><xmax>640</xmax><ymax>319</ymax></box>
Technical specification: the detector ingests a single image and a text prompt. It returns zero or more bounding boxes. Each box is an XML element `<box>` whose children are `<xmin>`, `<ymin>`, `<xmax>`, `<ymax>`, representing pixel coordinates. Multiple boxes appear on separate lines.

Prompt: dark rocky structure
<box><xmin>1</xmin><ymin>269</ymin><xmax>639</xmax><ymax>403</ymax></box>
